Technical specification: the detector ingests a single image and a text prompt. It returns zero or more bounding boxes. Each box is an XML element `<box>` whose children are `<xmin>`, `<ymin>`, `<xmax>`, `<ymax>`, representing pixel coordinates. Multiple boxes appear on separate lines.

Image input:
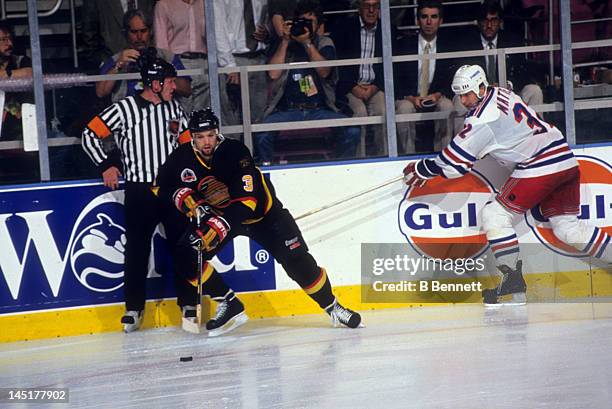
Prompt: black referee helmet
<box><xmin>140</xmin><ymin>57</ymin><xmax>177</xmax><ymax>88</ymax></box>
<box><xmin>189</xmin><ymin>108</ymin><xmax>224</xmax><ymax>141</ymax></box>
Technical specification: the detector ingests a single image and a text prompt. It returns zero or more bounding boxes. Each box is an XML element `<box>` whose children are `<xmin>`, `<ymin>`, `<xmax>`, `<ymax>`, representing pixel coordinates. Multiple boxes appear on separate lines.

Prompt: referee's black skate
<box><xmin>206</xmin><ymin>293</ymin><xmax>248</xmax><ymax>337</ymax></box>
<box><xmin>482</xmin><ymin>260</ymin><xmax>527</xmax><ymax>307</ymax></box>
<box><xmin>325</xmin><ymin>298</ymin><xmax>363</xmax><ymax>328</ymax></box>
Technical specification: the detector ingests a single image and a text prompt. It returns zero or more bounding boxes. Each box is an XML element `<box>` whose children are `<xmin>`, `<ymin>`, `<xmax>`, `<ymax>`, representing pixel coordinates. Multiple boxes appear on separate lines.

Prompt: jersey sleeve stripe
<box><xmin>442</xmin><ymin>147</ymin><xmax>474</xmax><ymax>169</ymax></box>
<box><xmin>439</xmin><ymin>154</ymin><xmax>468</xmax><ymax>175</ymax></box>
<box><xmin>230</xmin><ymin>196</ymin><xmax>258</xmax><ymax>211</ymax></box>
<box><xmin>449</xmin><ymin>140</ymin><xmax>478</xmax><ymax>162</ymax></box>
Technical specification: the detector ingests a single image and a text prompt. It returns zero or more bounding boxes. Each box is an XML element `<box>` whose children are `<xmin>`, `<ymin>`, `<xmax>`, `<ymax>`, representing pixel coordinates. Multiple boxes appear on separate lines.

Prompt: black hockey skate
<box><xmin>325</xmin><ymin>298</ymin><xmax>363</xmax><ymax>328</ymax></box>
<box><xmin>482</xmin><ymin>260</ymin><xmax>527</xmax><ymax>307</ymax></box>
<box><xmin>206</xmin><ymin>293</ymin><xmax>248</xmax><ymax>337</ymax></box>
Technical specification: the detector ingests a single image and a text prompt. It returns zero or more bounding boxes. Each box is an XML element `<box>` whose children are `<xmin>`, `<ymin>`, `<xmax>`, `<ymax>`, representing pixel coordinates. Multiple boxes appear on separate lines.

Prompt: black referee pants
<box><xmin>123</xmin><ymin>182</ymin><xmax>198</xmax><ymax>311</ymax></box>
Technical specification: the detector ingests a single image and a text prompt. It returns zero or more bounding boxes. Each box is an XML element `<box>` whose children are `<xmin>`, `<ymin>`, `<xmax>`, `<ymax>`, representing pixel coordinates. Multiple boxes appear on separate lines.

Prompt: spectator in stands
<box><xmin>154</xmin><ymin>0</ymin><xmax>209</xmax><ymax>113</ymax></box>
<box><xmin>453</xmin><ymin>0</ymin><xmax>543</xmax><ymax>131</ymax></box>
<box><xmin>213</xmin><ymin>1</ymin><xmax>270</xmax><ymax>125</ymax></box>
<box><xmin>81</xmin><ymin>0</ymin><xmax>156</xmax><ymax>70</ymax></box>
<box><xmin>394</xmin><ymin>0</ymin><xmax>455</xmax><ymax>154</ymax></box>
<box><xmin>333</xmin><ymin>0</ymin><xmax>392</xmax><ymax>156</ymax></box>
<box><xmin>96</xmin><ymin>9</ymin><xmax>191</xmax><ymax>103</ymax></box>
<box><xmin>0</xmin><ymin>20</ymin><xmax>33</xmax><ymax>140</ymax></box>
<box><xmin>256</xmin><ymin>0</ymin><xmax>361</xmax><ymax>164</ymax></box>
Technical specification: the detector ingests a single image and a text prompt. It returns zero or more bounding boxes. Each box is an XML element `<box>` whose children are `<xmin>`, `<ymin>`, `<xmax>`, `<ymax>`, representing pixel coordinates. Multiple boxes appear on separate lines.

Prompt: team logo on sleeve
<box><xmin>526</xmin><ymin>156</ymin><xmax>612</xmax><ymax>257</ymax></box>
<box><xmin>398</xmin><ymin>170</ymin><xmax>495</xmax><ymax>259</ymax></box>
<box><xmin>181</xmin><ymin>168</ymin><xmax>197</xmax><ymax>183</ymax></box>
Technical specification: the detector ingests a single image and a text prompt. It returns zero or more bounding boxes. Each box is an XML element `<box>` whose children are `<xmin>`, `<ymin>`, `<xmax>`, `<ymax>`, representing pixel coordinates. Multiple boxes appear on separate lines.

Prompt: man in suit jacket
<box><xmin>333</xmin><ymin>0</ymin><xmax>392</xmax><ymax>156</ymax></box>
<box><xmin>82</xmin><ymin>0</ymin><xmax>156</xmax><ymax>69</ymax></box>
<box><xmin>394</xmin><ymin>0</ymin><xmax>455</xmax><ymax>154</ymax></box>
<box><xmin>452</xmin><ymin>0</ymin><xmax>543</xmax><ymax>131</ymax></box>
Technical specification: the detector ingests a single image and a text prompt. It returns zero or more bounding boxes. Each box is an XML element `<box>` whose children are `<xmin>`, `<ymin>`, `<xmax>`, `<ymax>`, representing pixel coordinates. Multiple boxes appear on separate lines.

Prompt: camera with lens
<box><xmin>290</xmin><ymin>18</ymin><xmax>313</xmax><ymax>37</ymax></box>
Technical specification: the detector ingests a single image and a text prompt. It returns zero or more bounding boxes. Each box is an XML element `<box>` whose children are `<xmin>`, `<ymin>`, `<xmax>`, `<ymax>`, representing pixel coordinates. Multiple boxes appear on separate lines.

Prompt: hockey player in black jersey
<box><xmin>155</xmin><ymin>108</ymin><xmax>362</xmax><ymax>336</ymax></box>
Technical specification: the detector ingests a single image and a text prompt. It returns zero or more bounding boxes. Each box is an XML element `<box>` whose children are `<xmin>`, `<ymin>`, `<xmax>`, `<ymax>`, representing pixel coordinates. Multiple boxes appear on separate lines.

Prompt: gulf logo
<box><xmin>526</xmin><ymin>155</ymin><xmax>612</xmax><ymax>257</ymax></box>
<box><xmin>398</xmin><ymin>169</ymin><xmax>495</xmax><ymax>259</ymax></box>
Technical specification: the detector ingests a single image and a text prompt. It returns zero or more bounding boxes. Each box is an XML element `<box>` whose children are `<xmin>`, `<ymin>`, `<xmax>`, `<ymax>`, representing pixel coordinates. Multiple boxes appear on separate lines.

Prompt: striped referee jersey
<box><xmin>82</xmin><ymin>94</ymin><xmax>191</xmax><ymax>183</ymax></box>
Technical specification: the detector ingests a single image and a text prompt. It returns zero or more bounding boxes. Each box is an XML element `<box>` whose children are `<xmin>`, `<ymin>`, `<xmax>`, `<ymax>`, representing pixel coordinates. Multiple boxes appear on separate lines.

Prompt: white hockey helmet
<box><xmin>451</xmin><ymin>65</ymin><xmax>488</xmax><ymax>98</ymax></box>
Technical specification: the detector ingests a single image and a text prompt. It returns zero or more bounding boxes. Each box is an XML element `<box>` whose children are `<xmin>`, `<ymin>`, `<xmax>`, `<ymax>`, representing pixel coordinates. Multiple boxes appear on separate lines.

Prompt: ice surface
<box><xmin>1</xmin><ymin>304</ymin><xmax>611</xmax><ymax>409</ymax></box>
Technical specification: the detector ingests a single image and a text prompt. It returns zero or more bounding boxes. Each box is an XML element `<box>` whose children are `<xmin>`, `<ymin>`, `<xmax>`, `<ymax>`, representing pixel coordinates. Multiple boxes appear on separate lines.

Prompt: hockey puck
<box><xmin>179</xmin><ymin>356</ymin><xmax>193</xmax><ymax>362</ymax></box>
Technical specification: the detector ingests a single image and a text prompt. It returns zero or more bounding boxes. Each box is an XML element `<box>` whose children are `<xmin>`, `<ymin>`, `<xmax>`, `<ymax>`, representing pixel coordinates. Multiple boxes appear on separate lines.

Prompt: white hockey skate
<box><xmin>121</xmin><ymin>310</ymin><xmax>143</xmax><ymax>333</ymax></box>
<box><xmin>181</xmin><ymin>305</ymin><xmax>200</xmax><ymax>334</ymax></box>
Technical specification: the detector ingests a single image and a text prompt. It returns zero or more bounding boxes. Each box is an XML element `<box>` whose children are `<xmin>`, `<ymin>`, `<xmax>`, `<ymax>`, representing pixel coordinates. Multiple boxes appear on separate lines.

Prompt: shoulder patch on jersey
<box><xmin>239</xmin><ymin>157</ymin><xmax>252</xmax><ymax>168</ymax></box>
<box><xmin>181</xmin><ymin>168</ymin><xmax>197</xmax><ymax>183</ymax></box>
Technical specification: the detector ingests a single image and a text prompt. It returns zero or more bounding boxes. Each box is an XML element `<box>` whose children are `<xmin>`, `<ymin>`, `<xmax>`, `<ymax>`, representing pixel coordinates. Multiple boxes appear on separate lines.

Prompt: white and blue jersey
<box><xmin>417</xmin><ymin>87</ymin><xmax>578</xmax><ymax>179</ymax></box>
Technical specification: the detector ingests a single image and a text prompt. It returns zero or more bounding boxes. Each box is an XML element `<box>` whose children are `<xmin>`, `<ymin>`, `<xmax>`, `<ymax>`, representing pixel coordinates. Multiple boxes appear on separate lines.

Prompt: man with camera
<box><xmin>96</xmin><ymin>9</ymin><xmax>191</xmax><ymax>103</ymax></box>
<box><xmin>256</xmin><ymin>0</ymin><xmax>360</xmax><ymax>164</ymax></box>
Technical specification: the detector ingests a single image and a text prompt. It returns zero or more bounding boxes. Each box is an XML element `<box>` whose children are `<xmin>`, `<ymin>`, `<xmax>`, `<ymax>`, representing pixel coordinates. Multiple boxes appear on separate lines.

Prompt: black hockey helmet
<box><xmin>140</xmin><ymin>57</ymin><xmax>177</xmax><ymax>88</ymax></box>
<box><xmin>189</xmin><ymin>108</ymin><xmax>220</xmax><ymax>133</ymax></box>
<box><xmin>188</xmin><ymin>108</ymin><xmax>224</xmax><ymax>143</ymax></box>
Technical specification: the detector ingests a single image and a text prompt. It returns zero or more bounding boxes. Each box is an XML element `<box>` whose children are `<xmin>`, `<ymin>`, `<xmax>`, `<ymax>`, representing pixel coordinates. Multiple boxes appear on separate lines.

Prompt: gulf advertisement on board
<box><xmin>0</xmin><ymin>147</ymin><xmax>610</xmax><ymax>337</ymax></box>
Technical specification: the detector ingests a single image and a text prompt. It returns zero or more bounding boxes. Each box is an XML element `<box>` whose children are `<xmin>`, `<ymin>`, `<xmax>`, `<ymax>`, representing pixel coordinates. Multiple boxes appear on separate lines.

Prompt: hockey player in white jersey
<box><xmin>403</xmin><ymin>64</ymin><xmax>612</xmax><ymax>305</ymax></box>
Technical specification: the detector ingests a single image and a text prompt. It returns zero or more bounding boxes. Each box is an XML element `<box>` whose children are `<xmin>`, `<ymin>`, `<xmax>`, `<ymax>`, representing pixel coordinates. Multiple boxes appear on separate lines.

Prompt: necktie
<box><xmin>487</xmin><ymin>41</ymin><xmax>497</xmax><ymax>83</ymax></box>
<box><xmin>127</xmin><ymin>0</ymin><xmax>136</xmax><ymax>11</ymax></box>
<box><xmin>419</xmin><ymin>43</ymin><xmax>431</xmax><ymax>98</ymax></box>
<box><xmin>244</xmin><ymin>0</ymin><xmax>258</xmax><ymax>51</ymax></box>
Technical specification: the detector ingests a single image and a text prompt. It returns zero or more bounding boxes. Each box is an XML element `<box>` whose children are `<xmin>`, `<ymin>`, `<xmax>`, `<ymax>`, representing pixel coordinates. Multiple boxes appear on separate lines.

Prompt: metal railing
<box><xmin>2</xmin><ymin>39</ymin><xmax>611</xmax><ymax>151</ymax></box>
<box><xmin>0</xmin><ymin>0</ymin><xmax>64</xmax><ymax>19</ymax></box>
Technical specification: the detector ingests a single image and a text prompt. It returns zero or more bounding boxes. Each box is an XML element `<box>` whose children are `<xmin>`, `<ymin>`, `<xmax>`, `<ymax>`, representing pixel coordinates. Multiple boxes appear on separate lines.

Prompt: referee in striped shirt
<box><xmin>82</xmin><ymin>57</ymin><xmax>198</xmax><ymax>333</ymax></box>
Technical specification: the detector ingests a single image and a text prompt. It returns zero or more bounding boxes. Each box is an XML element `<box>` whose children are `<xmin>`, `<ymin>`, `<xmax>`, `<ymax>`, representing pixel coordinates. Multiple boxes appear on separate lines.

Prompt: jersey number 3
<box><xmin>513</xmin><ymin>103</ymin><xmax>547</xmax><ymax>135</ymax></box>
<box><xmin>242</xmin><ymin>175</ymin><xmax>254</xmax><ymax>192</ymax></box>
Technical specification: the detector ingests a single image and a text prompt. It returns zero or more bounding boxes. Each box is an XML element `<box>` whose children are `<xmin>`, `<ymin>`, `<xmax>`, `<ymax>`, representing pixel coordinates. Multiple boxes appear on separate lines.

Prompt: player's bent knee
<box><xmin>549</xmin><ymin>215</ymin><xmax>586</xmax><ymax>246</ymax></box>
<box><xmin>481</xmin><ymin>201</ymin><xmax>514</xmax><ymax>233</ymax></box>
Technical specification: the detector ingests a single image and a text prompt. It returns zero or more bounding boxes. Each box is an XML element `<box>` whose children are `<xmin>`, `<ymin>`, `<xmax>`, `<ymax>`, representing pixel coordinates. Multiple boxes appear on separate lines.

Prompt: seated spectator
<box><xmin>81</xmin><ymin>0</ymin><xmax>156</xmax><ymax>71</ymax></box>
<box><xmin>96</xmin><ymin>9</ymin><xmax>191</xmax><ymax>103</ymax></box>
<box><xmin>452</xmin><ymin>0</ymin><xmax>543</xmax><ymax>130</ymax></box>
<box><xmin>256</xmin><ymin>0</ymin><xmax>360</xmax><ymax>164</ymax></box>
<box><xmin>333</xmin><ymin>0</ymin><xmax>392</xmax><ymax>157</ymax></box>
<box><xmin>394</xmin><ymin>0</ymin><xmax>455</xmax><ymax>154</ymax></box>
<box><xmin>0</xmin><ymin>20</ymin><xmax>33</xmax><ymax>140</ymax></box>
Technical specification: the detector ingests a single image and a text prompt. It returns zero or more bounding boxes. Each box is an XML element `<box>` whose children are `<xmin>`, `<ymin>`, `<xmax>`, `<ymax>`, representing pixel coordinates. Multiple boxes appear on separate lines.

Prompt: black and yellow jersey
<box><xmin>155</xmin><ymin>138</ymin><xmax>278</xmax><ymax>227</ymax></box>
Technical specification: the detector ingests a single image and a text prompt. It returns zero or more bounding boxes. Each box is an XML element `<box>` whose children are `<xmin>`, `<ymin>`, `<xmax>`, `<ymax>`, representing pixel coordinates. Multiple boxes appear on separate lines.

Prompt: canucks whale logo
<box><xmin>70</xmin><ymin>213</ymin><xmax>126</xmax><ymax>292</ymax></box>
<box><xmin>60</xmin><ymin>191</ymin><xmax>127</xmax><ymax>293</ymax></box>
